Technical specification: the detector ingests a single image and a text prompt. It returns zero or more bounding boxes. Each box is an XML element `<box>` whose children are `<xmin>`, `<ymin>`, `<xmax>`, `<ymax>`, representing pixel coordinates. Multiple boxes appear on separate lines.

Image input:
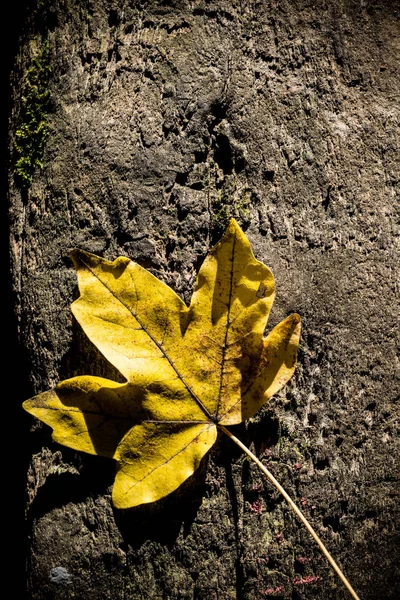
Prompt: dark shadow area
<box><xmin>248</xmin><ymin>413</ymin><xmax>280</xmax><ymax>457</ymax></box>
<box><xmin>26</xmin><ymin>442</ymin><xmax>115</xmax><ymax>522</ymax></box>
<box><xmin>59</xmin><ymin>315</ymin><xmax>126</xmax><ymax>383</ymax></box>
<box><xmin>224</xmin><ymin>458</ymin><xmax>245</xmax><ymax>600</ymax></box>
<box><xmin>114</xmin><ymin>454</ymin><xmax>208</xmax><ymax>550</ymax></box>
<box><xmin>213</xmin><ymin>423</ymin><xmax>246</xmax><ymax>466</ymax></box>
<box><xmin>23</xmin><ymin>437</ymin><xmax>214</xmax><ymax>557</ymax></box>
<box><xmin>1</xmin><ymin>3</ymin><xmax>39</xmax><ymax>599</ymax></box>
<box><xmin>23</xmin><ymin>430</ymin><xmax>212</xmax><ymax>555</ymax></box>
<box><xmin>213</xmin><ymin>133</ymin><xmax>233</xmax><ymax>175</ymax></box>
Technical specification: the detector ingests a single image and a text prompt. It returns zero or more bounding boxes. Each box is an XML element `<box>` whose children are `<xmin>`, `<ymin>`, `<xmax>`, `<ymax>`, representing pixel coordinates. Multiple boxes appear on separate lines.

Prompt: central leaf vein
<box><xmin>216</xmin><ymin>232</ymin><xmax>236</xmax><ymax>421</ymax></box>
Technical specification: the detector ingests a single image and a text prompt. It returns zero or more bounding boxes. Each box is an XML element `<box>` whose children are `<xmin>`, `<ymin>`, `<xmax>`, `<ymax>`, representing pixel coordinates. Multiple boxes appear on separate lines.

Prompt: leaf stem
<box><xmin>219</xmin><ymin>424</ymin><xmax>360</xmax><ymax>600</ymax></box>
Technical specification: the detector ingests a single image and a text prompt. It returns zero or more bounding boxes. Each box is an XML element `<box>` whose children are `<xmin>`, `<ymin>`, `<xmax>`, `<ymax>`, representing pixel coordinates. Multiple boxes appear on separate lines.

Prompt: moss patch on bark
<box><xmin>14</xmin><ymin>39</ymin><xmax>51</xmax><ymax>189</ymax></box>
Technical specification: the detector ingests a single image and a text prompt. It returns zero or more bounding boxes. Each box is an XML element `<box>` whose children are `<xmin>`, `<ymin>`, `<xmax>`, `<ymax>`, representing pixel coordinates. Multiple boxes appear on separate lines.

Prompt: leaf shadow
<box><xmin>59</xmin><ymin>315</ymin><xmax>125</xmax><ymax>383</ymax></box>
<box><xmin>113</xmin><ymin>454</ymin><xmax>209</xmax><ymax>549</ymax></box>
<box><xmin>26</xmin><ymin>437</ymin><xmax>116</xmax><ymax>524</ymax></box>
<box><xmin>213</xmin><ymin>426</ymin><xmax>246</xmax><ymax>600</ymax></box>
<box><xmin>26</xmin><ymin>431</ymin><xmax>209</xmax><ymax>553</ymax></box>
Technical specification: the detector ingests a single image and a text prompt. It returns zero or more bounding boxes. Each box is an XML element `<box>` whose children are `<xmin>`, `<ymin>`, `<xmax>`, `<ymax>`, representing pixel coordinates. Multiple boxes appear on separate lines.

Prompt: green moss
<box><xmin>208</xmin><ymin>165</ymin><xmax>252</xmax><ymax>236</ymax></box>
<box><xmin>14</xmin><ymin>39</ymin><xmax>51</xmax><ymax>189</ymax></box>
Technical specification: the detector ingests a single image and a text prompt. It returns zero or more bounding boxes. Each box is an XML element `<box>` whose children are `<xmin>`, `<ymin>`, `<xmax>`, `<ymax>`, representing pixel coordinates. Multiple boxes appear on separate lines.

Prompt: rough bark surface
<box><xmin>8</xmin><ymin>1</ymin><xmax>399</xmax><ymax>599</ymax></box>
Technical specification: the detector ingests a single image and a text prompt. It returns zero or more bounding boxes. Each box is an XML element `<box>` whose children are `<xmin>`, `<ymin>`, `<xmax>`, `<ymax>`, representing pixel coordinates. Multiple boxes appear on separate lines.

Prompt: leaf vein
<box><xmin>118</xmin><ymin>424</ymin><xmax>214</xmax><ymax>498</ymax></box>
<box><xmin>216</xmin><ymin>231</ymin><xmax>236</xmax><ymax>419</ymax></box>
<box><xmin>81</xmin><ymin>257</ymin><xmax>216</xmax><ymax>423</ymax></box>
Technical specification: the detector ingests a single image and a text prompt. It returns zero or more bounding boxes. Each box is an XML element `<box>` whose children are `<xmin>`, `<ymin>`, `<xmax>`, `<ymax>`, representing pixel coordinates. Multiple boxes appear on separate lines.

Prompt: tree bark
<box><xmin>8</xmin><ymin>1</ymin><xmax>399</xmax><ymax>598</ymax></box>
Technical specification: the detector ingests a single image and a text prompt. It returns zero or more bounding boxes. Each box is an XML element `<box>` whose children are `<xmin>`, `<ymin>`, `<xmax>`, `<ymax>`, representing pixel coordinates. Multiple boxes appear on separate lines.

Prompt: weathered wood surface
<box><xmin>8</xmin><ymin>1</ymin><xmax>399</xmax><ymax>598</ymax></box>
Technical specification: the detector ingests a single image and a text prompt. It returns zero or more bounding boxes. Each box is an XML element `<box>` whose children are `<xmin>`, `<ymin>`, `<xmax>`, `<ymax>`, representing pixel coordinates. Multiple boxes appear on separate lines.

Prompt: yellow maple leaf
<box><xmin>23</xmin><ymin>219</ymin><xmax>361</xmax><ymax>599</ymax></box>
<box><xmin>24</xmin><ymin>219</ymin><xmax>300</xmax><ymax>509</ymax></box>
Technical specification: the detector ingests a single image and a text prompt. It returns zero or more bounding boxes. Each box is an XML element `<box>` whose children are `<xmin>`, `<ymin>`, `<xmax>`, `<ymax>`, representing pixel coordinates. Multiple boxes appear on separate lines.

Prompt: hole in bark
<box><xmin>322</xmin><ymin>185</ymin><xmax>332</xmax><ymax>210</ymax></box>
<box><xmin>364</xmin><ymin>510</ymin><xmax>377</xmax><ymax>520</ymax></box>
<box><xmin>108</xmin><ymin>9</ymin><xmax>119</xmax><ymax>27</ymax></box>
<box><xmin>264</xmin><ymin>170</ymin><xmax>275</xmax><ymax>182</ymax></box>
<box><xmin>294</xmin><ymin>559</ymin><xmax>305</xmax><ymax>574</ymax></box>
<box><xmin>314</xmin><ymin>457</ymin><xmax>330</xmax><ymax>470</ymax></box>
<box><xmin>210</xmin><ymin>99</ymin><xmax>228</xmax><ymax>121</ymax></box>
<box><xmin>267</xmin><ymin>557</ymin><xmax>279</xmax><ymax>569</ymax></box>
<box><xmin>194</xmin><ymin>149</ymin><xmax>208</xmax><ymax>163</ymax></box>
<box><xmin>315</xmin><ymin>458</ymin><xmax>330</xmax><ymax>471</ymax></box>
<box><xmin>165</xmin><ymin>237</ymin><xmax>175</xmax><ymax>257</ymax></box>
<box><xmin>177</xmin><ymin>203</ymin><xmax>189</xmax><ymax>221</ymax></box>
<box><xmin>365</xmin><ymin>401</ymin><xmax>376</xmax><ymax>411</ymax></box>
<box><xmin>175</xmin><ymin>171</ymin><xmax>188</xmax><ymax>185</ymax></box>
<box><xmin>323</xmin><ymin>514</ymin><xmax>341</xmax><ymax>532</ymax></box>
<box><xmin>234</xmin><ymin>153</ymin><xmax>245</xmax><ymax>173</ymax></box>
<box><xmin>143</xmin><ymin>68</ymin><xmax>155</xmax><ymax>80</ymax></box>
<box><xmin>189</xmin><ymin>181</ymin><xmax>205</xmax><ymax>190</ymax></box>
<box><xmin>308</xmin><ymin>413</ymin><xmax>317</xmax><ymax>426</ymax></box>
<box><xmin>214</xmin><ymin>133</ymin><xmax>233</xmax><ymax>174</ymax></box>
<box><xmin>115</xmin><ymin>230</ymin><xmax>132</xmax><ymax>246</ymax></box>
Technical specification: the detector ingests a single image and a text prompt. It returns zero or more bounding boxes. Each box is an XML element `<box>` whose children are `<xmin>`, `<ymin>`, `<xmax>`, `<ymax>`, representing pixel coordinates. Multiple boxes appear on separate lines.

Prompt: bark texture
<box><xmin>9</xmin><ymin>1</ymin><xmax>399</xmax><ymax>599</ymax></box>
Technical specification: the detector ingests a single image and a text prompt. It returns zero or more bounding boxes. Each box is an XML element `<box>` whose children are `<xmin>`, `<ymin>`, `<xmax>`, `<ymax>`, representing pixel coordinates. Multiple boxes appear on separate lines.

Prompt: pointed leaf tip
<box><xmin>228</xmin><ymin>216</ymin><xmax>240</xmax><ymax>228</ymax></box>
<box><xmin>288</xmin><ymin>313</ymin><xmax>301</xmax><ymax>326</ymax></box>
<box><xmin>69</xmin><ymin>248</ymin><xmax>89</xmax><ymax>269</ymax></box>
<box><xmin>226</xmin><ymin>217</ymin><xmax>245</xmax><ymax>236</ymax></box>
<box><xmin>70</xmin><ymin>248</ymin><xmax>130</xmax><ymax>270</ymax></box>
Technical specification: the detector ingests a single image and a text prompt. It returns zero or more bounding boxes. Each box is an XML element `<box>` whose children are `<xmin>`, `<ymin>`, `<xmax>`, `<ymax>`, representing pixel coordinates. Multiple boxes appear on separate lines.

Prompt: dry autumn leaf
<box><xmin>23</xmin><ymin>218</ymin><xmax>361</xmax><ymax>599</ymax></box>
<box><xmin>23</xmin><ymin>219</ymin><xmax>300</xmax><ymax>509</ymax></box>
